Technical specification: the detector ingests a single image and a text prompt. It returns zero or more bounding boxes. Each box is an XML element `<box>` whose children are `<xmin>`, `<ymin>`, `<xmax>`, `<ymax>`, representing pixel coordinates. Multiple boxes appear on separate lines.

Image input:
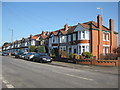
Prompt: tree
<box><xmin>3</xmin><ymin>42</ymin><xmax>10</xmax><ymax>46</ymax></box>
<box><xmin>37</xmin><ymin>46</ymin><xmax>46</xmax><ymax>53</ymax></box>
<box><xmin>30</xmin><ymin>46</ymin><xmax>36</xmax><ymax>52</ymax></box>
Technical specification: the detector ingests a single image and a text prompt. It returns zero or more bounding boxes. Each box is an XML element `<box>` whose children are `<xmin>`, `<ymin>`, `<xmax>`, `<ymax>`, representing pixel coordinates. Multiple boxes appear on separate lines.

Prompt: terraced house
<box><xmin>48</xmin><ymin>15</ymin><xmax>118</xmax><ymax>59</ymax></box>
<box><xmin>2</xmin><ymin>15</ymin><xmax>118</xmax><ymax>59</ymax></box>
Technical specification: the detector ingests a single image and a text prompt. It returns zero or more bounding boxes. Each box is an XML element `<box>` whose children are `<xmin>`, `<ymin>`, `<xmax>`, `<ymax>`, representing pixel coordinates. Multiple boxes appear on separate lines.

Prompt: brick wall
<box><xmin>76</xmin><ymin>59</ymin><xmax>120</xmax><ymax>66</ymax></box>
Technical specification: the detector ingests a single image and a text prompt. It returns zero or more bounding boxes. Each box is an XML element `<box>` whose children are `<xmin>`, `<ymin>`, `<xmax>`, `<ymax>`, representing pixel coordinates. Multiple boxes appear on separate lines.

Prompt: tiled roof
<box><xmin>83</xmin><ymin>21</ymin><xmax>110</xmax><ymax>31</ymax></box>
<box><xmin>40</xmin><ymin>32</ymin><xmax>51</xmax><ymax>39</ymax></box>
<box><xmin>32</xmin><ymin>36</ymin><xmax>39</xmax><ymax>39</ymax></box>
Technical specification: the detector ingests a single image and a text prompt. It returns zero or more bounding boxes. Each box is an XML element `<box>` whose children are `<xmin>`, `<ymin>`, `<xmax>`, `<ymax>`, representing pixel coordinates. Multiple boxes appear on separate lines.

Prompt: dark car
<box><xmin>2</xmin><ymin>52</ymin><xmax>9</xmax><ymax>56</ymax></box>
<box><xmin>19</xmin><ymin>53</ymin><xmax>27</xmax><ymax>59</ymax></box>
<box><xmin>24</xmin><ymin>52</ymin><xmax>35</xmax><ymax>60</ymax></box>
<box><xmin>32</xmin><ymin>53</ymin><xmax>52</xmax><ymax>63</ymax></box>
<box><xmin>15</xmin><ymin>52</ymin><xmax>24</xmax><ymax>58</ymax></box>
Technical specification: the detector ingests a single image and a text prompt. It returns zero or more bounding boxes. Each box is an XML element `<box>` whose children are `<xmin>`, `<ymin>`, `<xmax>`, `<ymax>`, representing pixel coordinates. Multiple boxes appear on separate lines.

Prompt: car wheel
<box><xmin>39</xmin><ymin>60</ymin><xmax>42</xmax><ymax>63</ymax></box>
<box><xmin>33</xmin><ymin>58</ymin><xmax>36</xmax><ymax>62</ymax></box>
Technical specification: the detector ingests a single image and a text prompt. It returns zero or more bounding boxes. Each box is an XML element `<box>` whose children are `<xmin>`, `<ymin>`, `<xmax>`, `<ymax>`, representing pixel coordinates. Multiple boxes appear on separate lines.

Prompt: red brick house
<box><xmin>48</xmin><ymin>15</ymin><xmax>118</xmax><ymax>59</ymax></box>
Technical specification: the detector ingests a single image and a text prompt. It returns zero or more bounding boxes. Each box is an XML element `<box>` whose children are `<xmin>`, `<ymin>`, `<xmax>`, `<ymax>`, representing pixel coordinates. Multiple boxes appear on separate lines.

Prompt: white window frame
<box><xmin>73</xmin><ymin>33</ymin><xmax>76</xmax><ymax>41</ymax></box>
<box><xmin>68</xmin><ymin>35</ymin><xmax>71</xmax><ymax>42</ymax></box>
<box><xmin>103</xmin><ymin>32</ymin><xmax>109</xmax><ymax>41</ymax></box>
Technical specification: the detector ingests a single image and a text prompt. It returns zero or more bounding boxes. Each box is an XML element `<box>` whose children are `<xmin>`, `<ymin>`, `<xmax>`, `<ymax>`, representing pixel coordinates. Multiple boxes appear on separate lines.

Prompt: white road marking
<box><xmin>6</xmin><ymin>84</ymin><xmax>14</xmax><ymax>88</ymax></box>
<box><xmin>52</xmin><ymin>71</ymin><xmax>93</xmax><ymax>81</ymax></box>
<box><xmin>2</xmin><ymin>77</ymin><xmax>14</xmax><ymax>88</ymax></box>
<box><xmin>3</xmin><ymin>80</ymin><xmax>9</xmax><ymax>84</ymax></box>
<box><xmin>0</xmin><ymin>75</ymin><xmax>2</xmax><ymax>80</ymax></box>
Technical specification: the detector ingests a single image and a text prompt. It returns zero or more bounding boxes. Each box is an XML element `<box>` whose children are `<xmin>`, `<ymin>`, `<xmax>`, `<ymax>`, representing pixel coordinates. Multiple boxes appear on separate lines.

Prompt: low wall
<box><xmin>76</xmin><ymin>59</ymin><xmax>120</xmax><ymax>66</ymax></box>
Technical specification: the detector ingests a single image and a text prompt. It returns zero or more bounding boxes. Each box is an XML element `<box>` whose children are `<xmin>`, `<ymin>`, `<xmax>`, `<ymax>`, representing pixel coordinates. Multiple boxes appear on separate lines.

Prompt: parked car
<box><xmin>15</xmin><ymin>52</ymin><xmax>24</xmax><ymax>58</ymax></box>
<box><xmin>2</xmin><ymin>52</ymin><xmax>9</xmax><ymax>56</ymax></box>
<box><xmin>19</xmin><ymin>53</ymin><xmax>27</xmax><ymax>59</ymax></box>
<box><xmin>32</xmin><ymin>53</ymin><xmax>52</xmax><ymax>63</ymax></box>
<box><xmin>24</xmin><ymin>52</ymin><xmax>35</xmax><ymax>60</ymax></box>
<box><xmin>0</xmin><ymin>52</ymin><xmax>2</xmax><ymax>56</ymax></box>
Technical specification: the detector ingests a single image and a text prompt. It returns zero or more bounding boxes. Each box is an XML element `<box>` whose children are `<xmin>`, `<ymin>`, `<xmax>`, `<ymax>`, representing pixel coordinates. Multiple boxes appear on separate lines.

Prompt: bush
<box><xmin>69</xmin><ymin>53</ymin><xmax>74</xmax><ymax>59</ymax></box>
<box><xmin>51</xmin><ymin>48</ymin><xmax>59</xmax><ymax>57</ymax></box>
<box><xmin>37</xmin><ymin>46</ymin><xmax>46</xmax><ymax>53</ymax></box>
<box><xmin>74</xmin><ymin>54</ymin><xmax>80</xmax><ymax>59</ymax></box>
<box><xmin>30</xmin><ymin>46</ymin><xmax>36</xmax><ymax>52</ymax></box>
<box><xmin>59</xmin><ymin>50</ymin><xmax>69</xmax><ymax>58</ymax></box>
<box><xmin>82</xmin><ymin>52</ymin><xmax>92</xmax><ymax>59</ymax></box>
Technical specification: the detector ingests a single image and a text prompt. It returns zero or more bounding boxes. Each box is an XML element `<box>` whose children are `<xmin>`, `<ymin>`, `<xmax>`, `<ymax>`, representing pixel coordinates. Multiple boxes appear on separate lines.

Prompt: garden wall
<box><xmin>76</xmin><ymin>59</ymin><xmax>120</xmax><ymax>66</ymax></box>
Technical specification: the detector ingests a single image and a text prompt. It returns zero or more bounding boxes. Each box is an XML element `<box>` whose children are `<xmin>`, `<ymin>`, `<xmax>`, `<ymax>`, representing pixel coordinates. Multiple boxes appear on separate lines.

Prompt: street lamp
<box><xmin>9</xmin><ymin>29</ymin><xmax>13</xmax><ymax>43</ymax></box>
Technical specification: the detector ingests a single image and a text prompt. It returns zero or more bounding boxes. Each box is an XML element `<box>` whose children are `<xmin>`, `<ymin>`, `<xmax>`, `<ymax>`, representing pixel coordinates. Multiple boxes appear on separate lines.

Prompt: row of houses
<box><xmin>2</xmin><ymin>15</ymin><xmax>118</xmax><ymax>59</ymax></box>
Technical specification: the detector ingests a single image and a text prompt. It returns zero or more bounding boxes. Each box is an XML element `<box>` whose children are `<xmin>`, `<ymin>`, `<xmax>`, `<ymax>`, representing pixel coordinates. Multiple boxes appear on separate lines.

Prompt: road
<box><xmin>2</xmin><ymin>56</ymin><xmax>118</xmax><ymax>88</ymax></box>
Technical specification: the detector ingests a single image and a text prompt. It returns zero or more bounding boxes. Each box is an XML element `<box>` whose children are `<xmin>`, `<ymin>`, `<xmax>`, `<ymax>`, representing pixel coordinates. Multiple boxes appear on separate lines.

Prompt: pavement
<box><xmin>50</xmin><ymin>61</ymin><xmax>118</xmax><ymax>75</ymax></box>
<box><xmin>1</xmin><ymin>56</ymin><xmax>119</xmax><ymax>88</ymax></box>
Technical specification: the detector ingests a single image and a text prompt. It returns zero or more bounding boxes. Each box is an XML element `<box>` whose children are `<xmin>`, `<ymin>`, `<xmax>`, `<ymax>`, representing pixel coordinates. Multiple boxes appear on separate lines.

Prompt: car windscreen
<box><xmin>39</xmin><ymin>53</ymin><xmax>48</xmax><ymax>56</ymax></box>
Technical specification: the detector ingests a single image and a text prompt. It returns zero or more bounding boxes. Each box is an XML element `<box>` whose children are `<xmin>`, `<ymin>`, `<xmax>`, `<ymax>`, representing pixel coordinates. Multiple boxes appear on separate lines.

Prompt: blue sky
<box><xmin>2</xmin><ymin>2</ymin><xmax>118</xmax><ymax>46</ymax></box>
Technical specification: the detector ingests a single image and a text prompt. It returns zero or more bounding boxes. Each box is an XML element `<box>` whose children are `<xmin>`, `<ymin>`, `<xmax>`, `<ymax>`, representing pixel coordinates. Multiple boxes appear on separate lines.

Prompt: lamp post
<box><xmin>9</xmin><ymin>29</ymin><xmax>13</xmax><ymax>43</ymax></box>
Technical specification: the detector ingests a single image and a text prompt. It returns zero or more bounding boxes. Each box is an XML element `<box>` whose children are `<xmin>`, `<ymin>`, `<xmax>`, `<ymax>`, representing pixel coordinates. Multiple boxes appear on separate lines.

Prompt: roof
<box><xmin>31</xmin><ymin>36</ymin><xmax>39</xmax><ymax>39</ymax></box>
<box><xmin>83</xmin><ymin>21</ymin><xmax>110</xmax><ymax>31</ymax></box>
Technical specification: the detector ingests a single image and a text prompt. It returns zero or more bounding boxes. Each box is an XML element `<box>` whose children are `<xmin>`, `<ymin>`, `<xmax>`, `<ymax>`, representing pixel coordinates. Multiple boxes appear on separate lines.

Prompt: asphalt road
<box><xmin>2</xmin><ymin>56</ymin><xmax>118</xmax><ymax>88</ymax></box>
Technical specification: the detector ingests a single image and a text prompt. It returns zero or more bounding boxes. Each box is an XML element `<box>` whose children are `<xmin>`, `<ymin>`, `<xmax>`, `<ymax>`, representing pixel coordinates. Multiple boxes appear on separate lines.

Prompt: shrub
<box><xmin>51</xmin><ymin>48</ymin><xmax>59</xmax><ymax>57</ymax></box>
<box><xmin>30</xmin><ymin>46</ymin><xmax>36</xmax><ymax>52</ymax></box>
<box><xmin>37</xmin><ymin>46</ymin><xmax>46</xmax><ymax>53</ymax></box>
<box><xmin>74</xmin><ymin>54</ymin><xmax>80</xmax><ymax>59</ymax></box>
<box><xmin>59</xmin><ymin>50</ymin><xmax>69</xmax><ymax>58</ymax></box>
<box><xmin>82</xmin><ymin>52</ymin><xmax>92</xmax><ymax>59</ymax></box>
<box><xmin>69</xmin><ymin>53</ymin><xmax>74</xmax><ymax>59</ymax></box>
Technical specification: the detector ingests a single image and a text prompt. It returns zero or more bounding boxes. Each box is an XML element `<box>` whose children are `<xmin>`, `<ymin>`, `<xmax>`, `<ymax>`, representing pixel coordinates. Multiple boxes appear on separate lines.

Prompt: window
<box><xmin>69</xmin><ymin>48</ymin><xmax>71</xmax><ymax>53</ymax></box>
<box><xmin>53</xmin><ymin>38</ymin><xmax>55</xmax><ymax>43</ymax></box>
<box><xmin>82</xmin><ymin>46</ymin><xmax>85</xmax><ymax>52</ymax></box>
<box><xmin>79</xmin><ymin>46</ymin><xmax>81</xmax><ymax>54</ymax></box>
<box><xmin>74</xmin><ymin>49</ymin><xmax>76</xmax><ymax>53</ymax></box>
<box><xmin>68</xmin><ymin>35</ymin><xmax>71</xmax><ymax>42</ymax></box>
<box><xmin>82</xmin><ymin>31</ymin><xmax>85</xmax><ymax>39</ymax></box>
<box><xmin>73</xmin><ymin>33</ymin><xmax>76</xmax><ymax>41</ymax></box>
<box><xmin>103</xmin><ymin>32</ymin><xmax>109</xmax><ymax>41</ymax></box>
<box><xmin>86</xmin><ymin>45</ymin><xmax>89</xmax><ymax>52</ymax></box>
<box><xmin>103</xmin><ymin>47</ymin><xmax>109</xmax><ymax>54</ymax></box>
<box><xmin>60</xmin><ymin>36</ymin><xmax>66</xmax><ymax>43</ymax></box>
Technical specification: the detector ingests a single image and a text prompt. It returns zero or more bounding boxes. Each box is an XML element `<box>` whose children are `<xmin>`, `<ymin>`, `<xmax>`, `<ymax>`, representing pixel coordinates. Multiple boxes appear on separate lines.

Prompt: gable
<box><xmin>74</xmin><ymin>23</ymin><xmax>86</xmax><ymax>31</ymax></box>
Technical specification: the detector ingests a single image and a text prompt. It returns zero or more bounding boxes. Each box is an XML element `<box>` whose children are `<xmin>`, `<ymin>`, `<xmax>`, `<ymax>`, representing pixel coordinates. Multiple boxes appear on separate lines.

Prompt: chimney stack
<box><xmin>97</xmin><ymin>14</ymin><xmax>102</xmax><ymax>29</ymax></box>
<box><xmin>42</xmin><ymin>31</ymin><xmax>44</xmax><ymax>34</ymax></box>
<box><xmin>97</xmin><ymin>15</ymin><xmax>103</xmax><ymax>59</ymax></box>
<box><xmin>30</xmin><ymin>34</ymin><xmax>32</xmax><ymax>38</ymax></box>
<box><xmin>64</xmin><ymin>24</ymin><xmax>69</xmax><ymax>31</ymax></box>
<box><xmin>109</xmin><ymin>19</ymin><xmax>114</xmax><ymax>53</ymax></box>
<box><xmin>109</xmin><ymin>19</ymin><xmax>114</xmax><ymax>32</ymax></box>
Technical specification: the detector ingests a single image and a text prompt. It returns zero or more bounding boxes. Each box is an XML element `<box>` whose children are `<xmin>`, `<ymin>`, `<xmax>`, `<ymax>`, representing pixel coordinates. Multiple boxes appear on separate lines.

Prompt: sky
<box><xmin>2</xmin><ymin>2</ymin><xmax>118</xmax><ymax>46</ymax></box>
